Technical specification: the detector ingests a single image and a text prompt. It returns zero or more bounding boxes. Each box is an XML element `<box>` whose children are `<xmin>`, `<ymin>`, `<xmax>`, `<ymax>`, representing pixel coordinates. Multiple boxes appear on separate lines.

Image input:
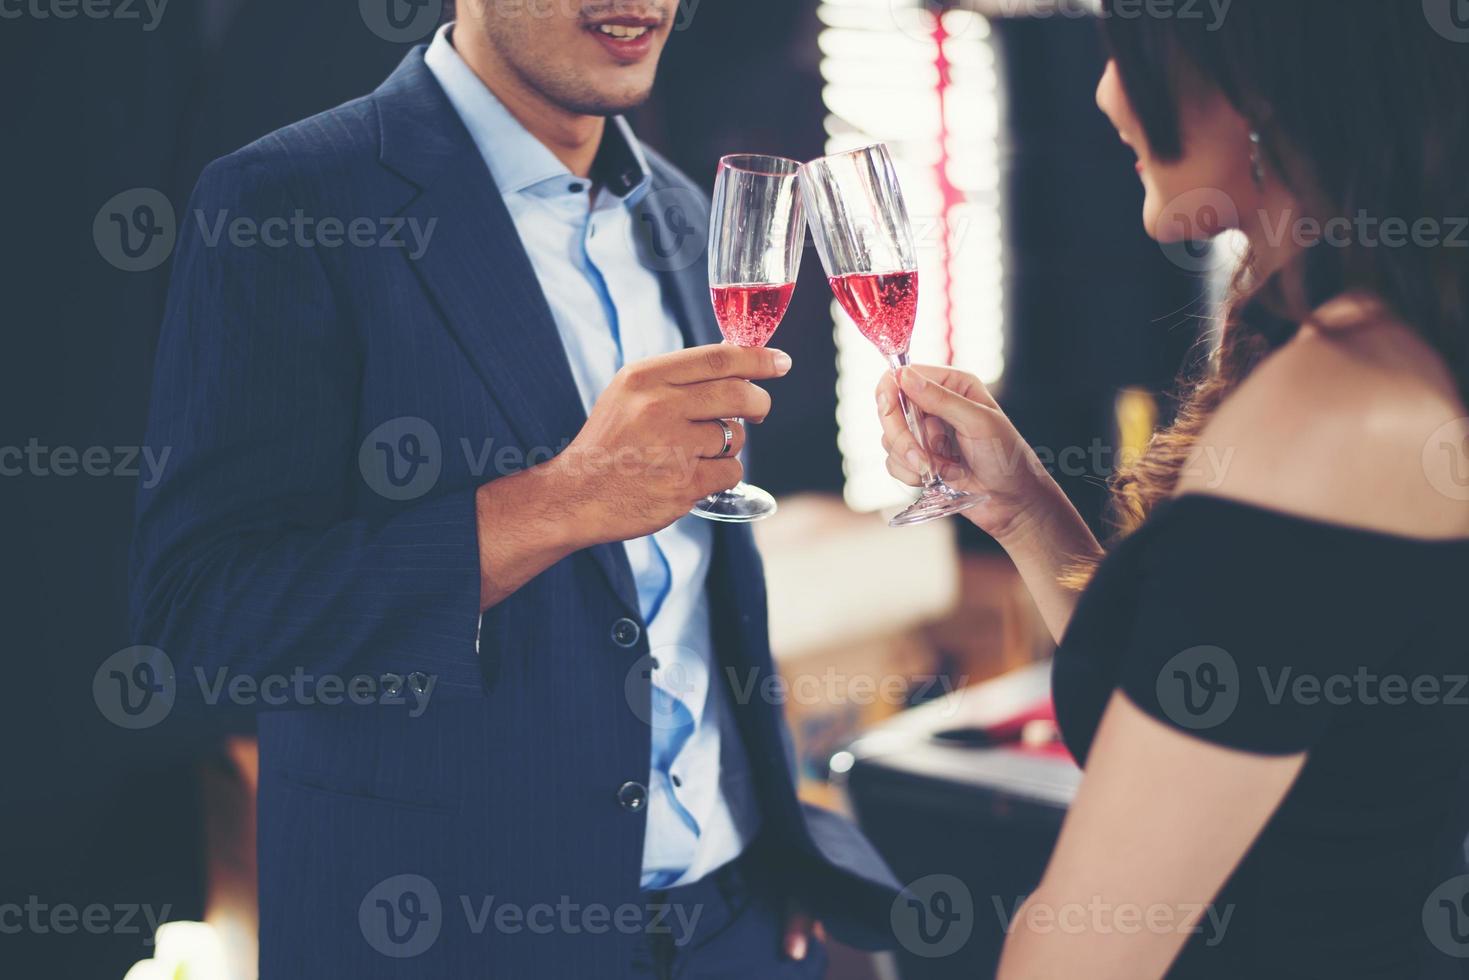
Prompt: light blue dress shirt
<box><xmin>426</xmin><ymin>24</ymin><xmax>760</xmax><ymax>889</ymax></box>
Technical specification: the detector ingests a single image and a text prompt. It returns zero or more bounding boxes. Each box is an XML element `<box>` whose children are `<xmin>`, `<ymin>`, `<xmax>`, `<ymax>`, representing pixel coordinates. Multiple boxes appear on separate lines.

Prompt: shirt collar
<box><xmin>424</xmin><ymin>22</ymin><xmax>651</xmax><ymax>202</ymax></box>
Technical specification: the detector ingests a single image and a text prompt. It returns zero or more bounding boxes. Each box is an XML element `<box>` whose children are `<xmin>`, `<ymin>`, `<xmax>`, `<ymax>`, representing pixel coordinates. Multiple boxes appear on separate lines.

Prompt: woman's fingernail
<box><xmin>906</xmin><ymin>449</ymin><xmax>927</xmax><ymax>471</ymax></box>
<box><xmin>877</xmin><ymin>392</ymin><xmax>893</xmax><ymax>416</ymax></box>
<box><xmin>771</xmin><ymin>350</ymin><xmax>792</xmax><ymax>374</ymax></box>
<box><xmin>900</xmin><ymin>370</ymin><xmax>925</xmax><ymax>393</ymax></box>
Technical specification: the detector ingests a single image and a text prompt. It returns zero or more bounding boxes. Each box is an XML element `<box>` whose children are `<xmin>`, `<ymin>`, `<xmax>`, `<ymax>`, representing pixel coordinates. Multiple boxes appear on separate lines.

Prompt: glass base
<box><xmin>691</xmin><ymin>482</ymin><xmax>778</xmax><ymax>523</ymax></box>
<box><xmin>889</xmin><ymin>484</ymin><xmax>984</xmax><ymax>528</ymax></box>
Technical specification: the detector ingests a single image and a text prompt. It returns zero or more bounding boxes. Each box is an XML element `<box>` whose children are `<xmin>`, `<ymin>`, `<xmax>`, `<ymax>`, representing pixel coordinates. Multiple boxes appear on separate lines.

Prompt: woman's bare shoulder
<box><xmin>1177</xmin><ymin>315</ymin><xmax>1469</xmax><ymax>540</ymax></box>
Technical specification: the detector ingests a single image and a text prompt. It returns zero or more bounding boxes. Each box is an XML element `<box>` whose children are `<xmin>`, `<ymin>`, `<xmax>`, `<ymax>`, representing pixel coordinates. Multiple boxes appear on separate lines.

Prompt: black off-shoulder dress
<box><xmin>1052</xmin><ymin>494</ymin><xmax>1469</xmax><ymax>979</ymax></box>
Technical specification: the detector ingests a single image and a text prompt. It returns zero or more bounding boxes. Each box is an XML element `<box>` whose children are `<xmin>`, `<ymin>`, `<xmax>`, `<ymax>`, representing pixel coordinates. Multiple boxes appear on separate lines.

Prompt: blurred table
<box><xmin>754</xmin><ymin>493</ymin><xmax>960</xmax><ymax>660</ymax></box>
<box><xmin>842</xmin><ymin>660</ymin><xmax>1080</xmax><ymax>979</ymax></box>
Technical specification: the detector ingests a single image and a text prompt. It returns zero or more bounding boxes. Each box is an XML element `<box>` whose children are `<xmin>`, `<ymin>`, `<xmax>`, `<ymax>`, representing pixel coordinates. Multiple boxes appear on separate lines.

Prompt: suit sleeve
<box><xmin>130</xmin><ymin>153</ymin><xmax>486</xmax><ymax>715</ymax></box>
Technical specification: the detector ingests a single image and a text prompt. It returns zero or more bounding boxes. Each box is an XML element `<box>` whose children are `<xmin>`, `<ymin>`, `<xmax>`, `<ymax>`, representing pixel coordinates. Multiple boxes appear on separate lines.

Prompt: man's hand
<box><xmin>547</xmin><ymin>343</ymin><xmax>791</xmax><ymax>548</ymax></box>
<box><xmin>475</xmin><ymin>344</ymin><xmax>791</xmax><ymax>610</ymax></box>
<box><xmin>783</xmin><ymin>901</ymin><xmax>826</xmax><ymax>962</ymax></box>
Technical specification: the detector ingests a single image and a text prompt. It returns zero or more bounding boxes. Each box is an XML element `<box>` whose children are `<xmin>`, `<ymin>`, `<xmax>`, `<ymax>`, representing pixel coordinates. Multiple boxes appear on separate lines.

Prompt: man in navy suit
<box><xmin>132</xmin><ymin>1</ymin><xmax>900</xmax><ymax>976</ymax></box>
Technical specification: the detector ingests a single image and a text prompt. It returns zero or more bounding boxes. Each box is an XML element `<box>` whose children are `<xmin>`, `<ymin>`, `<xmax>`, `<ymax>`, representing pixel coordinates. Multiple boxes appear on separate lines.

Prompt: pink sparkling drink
<box><xmin>710</xmin><ymin>282</ymin><xmax>796</xmax><ymax>348</ymax></box>
<box><xmin>827</xmin><ymin>270</ymin><xmax>918</xmax><ymax>356</ymax></box>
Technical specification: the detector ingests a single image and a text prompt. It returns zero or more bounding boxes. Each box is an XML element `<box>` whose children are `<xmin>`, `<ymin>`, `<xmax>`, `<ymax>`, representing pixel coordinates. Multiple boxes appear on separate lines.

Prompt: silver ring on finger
<box><xmin>709</xmin><ymin>419</ymin><xmax>735</xmax><ymax>459</ymax></box>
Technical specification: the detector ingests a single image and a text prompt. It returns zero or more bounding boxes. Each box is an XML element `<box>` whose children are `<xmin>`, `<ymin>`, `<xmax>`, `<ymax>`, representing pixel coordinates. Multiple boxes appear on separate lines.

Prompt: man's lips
<box><xmin>1117</xmin><ymin>132</ymin><xmax>1145</xmax><ymax>172</ymax></box>
<box><xmin>584</xmin><ymin>18</ymin><xmax>662</xmax><ymax>62</ymax></box>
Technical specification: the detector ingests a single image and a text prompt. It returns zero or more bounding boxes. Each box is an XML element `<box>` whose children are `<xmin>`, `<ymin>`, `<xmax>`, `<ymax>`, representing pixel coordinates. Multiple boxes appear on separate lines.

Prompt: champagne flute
<box><xmin>692</xmin><ymin>154</ymin><xmax>805</xmax><ymax>523</ymax></box>
<box><xmin>800</xmin><ymin>143</ymin><xmax>984</xmax><ymax>527</ymax></box>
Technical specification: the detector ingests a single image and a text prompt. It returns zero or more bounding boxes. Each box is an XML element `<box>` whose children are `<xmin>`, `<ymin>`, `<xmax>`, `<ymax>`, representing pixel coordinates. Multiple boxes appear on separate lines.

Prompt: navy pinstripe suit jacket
<box><xmin>132</xmin><ymin>47</ymin><xmax>898</xmax><ymax>977</ymax></box>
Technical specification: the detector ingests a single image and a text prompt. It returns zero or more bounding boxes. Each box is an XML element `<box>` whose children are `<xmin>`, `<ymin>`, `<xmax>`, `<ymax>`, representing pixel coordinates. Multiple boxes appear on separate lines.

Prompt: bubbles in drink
<box><xmin>710</xmin><ymin>282</ymin><xmax>796</xmax><ymax>348</ymax></box>
<box><xmin>828</xmin><ymin>270</ymin><xmax>918</xmax><ymax>356</ymax></box>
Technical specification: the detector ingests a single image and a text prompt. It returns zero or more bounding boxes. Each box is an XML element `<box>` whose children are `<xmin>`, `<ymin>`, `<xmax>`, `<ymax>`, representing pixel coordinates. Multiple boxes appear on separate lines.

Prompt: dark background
<box><xmin>0</xmin><ymin>1</ymin><xmax>1201</xmax><ymax>974</ymax></box>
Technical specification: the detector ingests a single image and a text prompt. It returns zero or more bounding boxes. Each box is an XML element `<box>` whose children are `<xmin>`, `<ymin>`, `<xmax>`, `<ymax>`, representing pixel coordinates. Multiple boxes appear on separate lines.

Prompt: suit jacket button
<box><xmin>611</xmin><ymin>618</ymin><xmax>641</xmax><ymax>648</ymax></box>
<box><xmin>617</xmin><ymin>781</ymin><xmax>648</xmax><ymax>812</ymax></box>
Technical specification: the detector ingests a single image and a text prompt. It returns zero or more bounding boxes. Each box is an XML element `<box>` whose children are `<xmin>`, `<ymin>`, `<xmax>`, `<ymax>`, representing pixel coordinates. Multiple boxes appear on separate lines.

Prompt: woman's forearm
<box><xmin>993</xmin><ymin>479</ymin><xmax>1104</xmax><ymax>644</ymax></box>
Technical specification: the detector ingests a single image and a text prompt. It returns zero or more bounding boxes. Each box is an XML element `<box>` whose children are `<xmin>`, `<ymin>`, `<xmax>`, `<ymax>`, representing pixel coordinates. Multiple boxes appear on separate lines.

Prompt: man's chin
<box><xmin>561</xmin><ymin>88</ymin><xmax>655</xmax><ymax>118</ymax></box>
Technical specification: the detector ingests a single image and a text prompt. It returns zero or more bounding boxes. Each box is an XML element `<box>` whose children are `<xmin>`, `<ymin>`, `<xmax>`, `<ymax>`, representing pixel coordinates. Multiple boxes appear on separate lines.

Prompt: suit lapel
<box><xmin>375</xmin><ymin>50</ymin><xmax>639</xmax><ymax>613</ymax></box>
<box><xmin>404</xmin><ymin>155</ymin><xmax>586</xmax><ymax>453</ymax></box>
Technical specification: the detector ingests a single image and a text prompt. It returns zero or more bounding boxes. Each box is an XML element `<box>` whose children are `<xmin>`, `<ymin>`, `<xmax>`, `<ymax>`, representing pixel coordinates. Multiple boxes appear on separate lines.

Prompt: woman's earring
<box><xmin>1249</xmin><ymin>130</ymin><xmax>1267</xmax><ymax>189</ymax></box>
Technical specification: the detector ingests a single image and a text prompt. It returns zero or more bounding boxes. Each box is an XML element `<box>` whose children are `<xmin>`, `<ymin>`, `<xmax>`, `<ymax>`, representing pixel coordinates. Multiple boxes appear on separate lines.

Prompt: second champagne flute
<box><xmin>692</xmin><ymin>154</ymin><xmax>805</xmax><ymax>523</ymax></box>
<box><xmin>801</xmin><ymin>143</ymin><xmax>983</xmax><ymax>527</ymax></box>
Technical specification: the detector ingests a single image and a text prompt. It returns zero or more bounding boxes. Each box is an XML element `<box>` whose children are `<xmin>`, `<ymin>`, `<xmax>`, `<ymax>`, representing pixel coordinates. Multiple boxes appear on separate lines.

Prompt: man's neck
<box><xmin>452</xmin><ymin>27</ymin><xmax>604</xmax><ymax>179</ymax></box>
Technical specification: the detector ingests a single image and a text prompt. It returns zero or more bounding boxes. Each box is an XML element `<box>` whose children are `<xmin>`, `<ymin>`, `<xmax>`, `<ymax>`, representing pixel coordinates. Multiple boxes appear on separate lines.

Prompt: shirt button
<box><xmin>611</xmin><ymin>618</ymin><xmax>641</xmax><ymax>648</ymax></box>
<box><xmin>617</xmin><ymin>781</ymin><xmax>648</xmax><ymax>812</ymax></box>
<box><xmin>671</xmin><ymin>774</ymin><xmax>682</xmax><ymax>788</ymax></box>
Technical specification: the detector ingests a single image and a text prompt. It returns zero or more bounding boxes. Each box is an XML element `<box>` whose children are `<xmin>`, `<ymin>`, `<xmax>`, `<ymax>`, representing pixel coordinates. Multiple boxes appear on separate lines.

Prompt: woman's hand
<box><xmin>877</xmin><ymin>364</ymin><xmax>1104</xmax><ymax>642</ymax></box>
<box><xmin>876</xmin><ymin>365</ymin><xmax>1051</xmax><ymax>543</ymax></box>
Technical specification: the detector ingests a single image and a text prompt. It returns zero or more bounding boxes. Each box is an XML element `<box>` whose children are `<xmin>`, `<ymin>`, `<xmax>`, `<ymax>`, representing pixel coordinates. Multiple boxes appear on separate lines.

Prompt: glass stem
<box><xmin>888</xmin><ymin>352</ymin><xmax>941</xmax><ymax>489</ymax></box>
